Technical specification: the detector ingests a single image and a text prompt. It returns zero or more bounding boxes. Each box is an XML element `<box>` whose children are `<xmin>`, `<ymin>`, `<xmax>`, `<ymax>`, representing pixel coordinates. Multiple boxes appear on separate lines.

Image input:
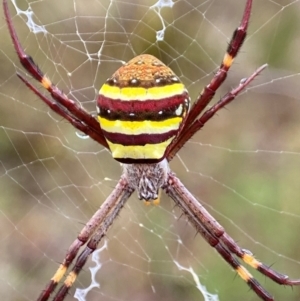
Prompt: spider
<box><xmin>3</xmin><ymin>0</ymin><xmax>300</xmax><ymax>300</ymax></box>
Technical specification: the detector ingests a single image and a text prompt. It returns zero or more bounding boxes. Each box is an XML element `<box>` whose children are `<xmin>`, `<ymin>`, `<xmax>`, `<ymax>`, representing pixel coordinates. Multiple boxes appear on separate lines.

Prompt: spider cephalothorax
<box><xmin>3</xmin><ymin>0</ymin><xmax>300</xmax><ymax>300</ymax></box>
<box><xmin>122</xmin><ymin>159</ymin><xmax>169</xmax><ymax>201</ymax></box>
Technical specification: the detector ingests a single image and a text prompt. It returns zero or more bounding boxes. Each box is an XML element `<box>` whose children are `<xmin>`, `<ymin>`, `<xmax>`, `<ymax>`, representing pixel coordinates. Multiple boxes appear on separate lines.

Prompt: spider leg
<box><xmin>17</xmin><ymin>73</ymin><xmax>108</xmax><ymax>146</ymax></box>
<box><xmin>166</xmin><ymin>0</ymin><xmax>253</xmax><ymax>159</ymax></box>
<box><xmin>36</xmin><ymin>178</ymin><xmax>131</xmax><ymax>301</ymax></box>
<box><xmin>3</xmin><ymin>0</ymin><xmax>108</xmax><ymax>148</ymax></box>
<box><xmin>51</xmin><ymin>184</ymin><xmax>134</xmax><ymax>301</ymax></box>
<box><xmin>220</xmin><ymin>232</ymin><xmax>300</xmax><ymax>286</ymax></box>
<box><xmin>164</xmin><ymin>173</ymin><xmax>300</xmax><ymax>301</ymax></box>
<box><xmin>187</xmin><ymin>0</ymin><xmax>251</xmax><ymax>125</ymax></box>
<box><xmin>167</xmin><ymin>63</ymin><xmax>267</xmax><ymax>160</ymax></box>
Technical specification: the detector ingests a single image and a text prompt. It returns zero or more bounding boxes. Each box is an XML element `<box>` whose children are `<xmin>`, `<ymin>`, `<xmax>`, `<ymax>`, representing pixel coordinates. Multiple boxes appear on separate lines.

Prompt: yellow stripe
<box><xmin>236</xmin><ymin>266</ymin><xmax>253</xmax><ymax>282</ymax></box>
<box><xmin>107</xmin><ymin>138</ymin><xmax>173</xmax><ymax>160</ymax></box>
<box><xmin>99</xmin><ymin>83</ymin><xmax>185</xmax><ymax>101</ymax></box>
<box><xmin>98</xmin><ymin>116</ymin><xmax>182</xmax><ymax>135</ymax></box>
<box><xmin>64</xmin><ymin>271</ymin><xmax>77</xmax><ymax>287</ymax></box>
<box><xmin>223</xmin><ymin>53</ymin><xmax>234</xmax><ymax>68</ymax></box>
<box><xmin>41</xmin><ymin>76</ymin><xmax>52</xmax><ymax>89</ymax></box>
<box><xmin>51</xmin><ymin>264</ymin><xmax>67</xmax><ymax>283</ymax></box>
<box><xmin>242</xmin><ymin>253</ymin><xmax>260</xmax><ymax>269</ymax></box>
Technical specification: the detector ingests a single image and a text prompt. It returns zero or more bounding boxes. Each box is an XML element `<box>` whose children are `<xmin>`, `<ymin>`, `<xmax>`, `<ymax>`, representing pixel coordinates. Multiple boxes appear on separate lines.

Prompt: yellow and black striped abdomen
<box><xmin>97</xmin><ymin>54</ymin><xmax>190</xmax><ymax>163</ymax></box>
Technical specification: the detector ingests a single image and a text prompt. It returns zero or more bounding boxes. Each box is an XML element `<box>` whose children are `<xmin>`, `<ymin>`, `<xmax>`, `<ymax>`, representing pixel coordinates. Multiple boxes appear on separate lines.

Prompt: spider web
<box><xmin>1</xmin><ymin>0</ymin><xmax>300</xmax><ymax>300</ymax></box>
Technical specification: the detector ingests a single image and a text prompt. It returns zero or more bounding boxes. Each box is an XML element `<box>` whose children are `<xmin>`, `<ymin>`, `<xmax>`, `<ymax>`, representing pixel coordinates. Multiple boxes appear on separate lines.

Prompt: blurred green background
<box><xmin>1</xmin><ymin>0</ymin><xmax>300</xmax><ymax>300</ymax></box>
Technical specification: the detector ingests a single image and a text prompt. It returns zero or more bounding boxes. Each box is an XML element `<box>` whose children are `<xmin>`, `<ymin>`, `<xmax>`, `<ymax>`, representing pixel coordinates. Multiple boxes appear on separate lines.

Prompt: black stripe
<box><xmin>98</xmin><ymin>103</ymin><xmax>184</xmax><ymax>122</ymax></box>
<box><xmin>102</xmin><ymin>129</ymin><xmax>177</xmax><ymax>146</ymax></box>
